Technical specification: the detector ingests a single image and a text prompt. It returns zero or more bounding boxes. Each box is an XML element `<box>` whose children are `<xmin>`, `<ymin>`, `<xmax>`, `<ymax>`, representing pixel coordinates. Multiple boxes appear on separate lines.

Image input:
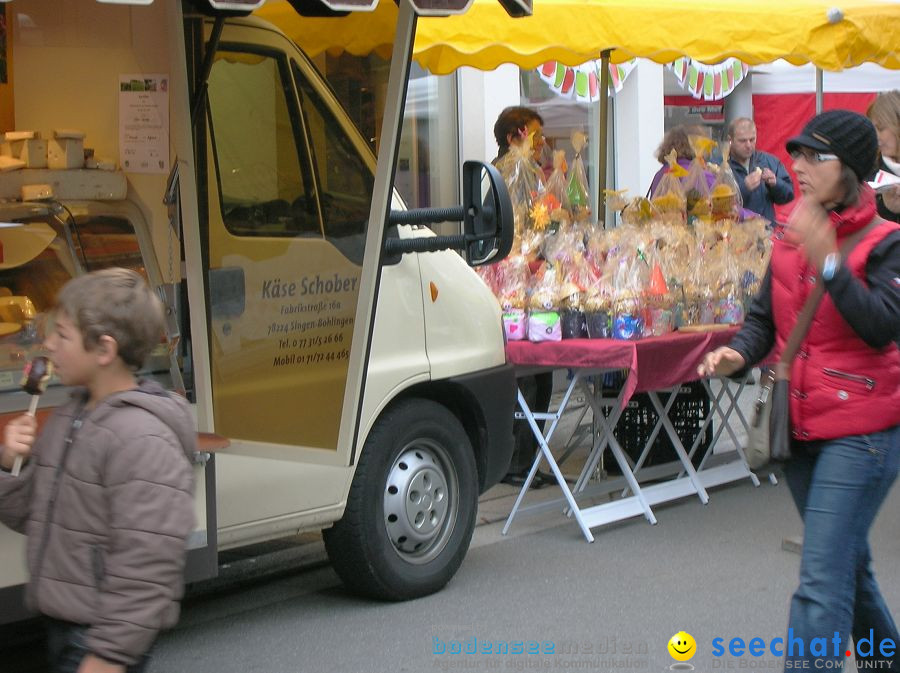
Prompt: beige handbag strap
<box><xmin>774</xmin><ymin>218</ymin><xmax>881</xmax><ymax>380</ymax></box>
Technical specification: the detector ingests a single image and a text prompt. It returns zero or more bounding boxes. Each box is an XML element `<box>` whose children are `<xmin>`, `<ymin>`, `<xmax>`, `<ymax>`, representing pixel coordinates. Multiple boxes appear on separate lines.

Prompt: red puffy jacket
<box><xmin>770</xmin><ymin>220</ymin><xmax>900</xmax><ymax>441</ymax></box>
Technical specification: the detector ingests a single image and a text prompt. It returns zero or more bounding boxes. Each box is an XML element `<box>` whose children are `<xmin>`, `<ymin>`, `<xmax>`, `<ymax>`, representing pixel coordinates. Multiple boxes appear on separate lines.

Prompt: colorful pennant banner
<box><xmin>537</xmin><ymin>57</ymin><xmax>749</xmax><ymax>103</ymax></box>
<box><xmin>668</xmin><ymin>57</ymin><xmax>749</xmax><ymax>101</ymax></box>
<box><xmin>537</xmin><ymin>59</ymin><xmax>637</xmax><ymax>103</ymax></box>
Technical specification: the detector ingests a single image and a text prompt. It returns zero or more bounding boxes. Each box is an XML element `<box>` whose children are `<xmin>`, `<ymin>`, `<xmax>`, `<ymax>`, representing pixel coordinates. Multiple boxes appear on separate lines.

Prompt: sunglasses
<box><xmin>789</xmin><ymin>148</ymin><xmax>839</xmax><ymax>163</ymax></box>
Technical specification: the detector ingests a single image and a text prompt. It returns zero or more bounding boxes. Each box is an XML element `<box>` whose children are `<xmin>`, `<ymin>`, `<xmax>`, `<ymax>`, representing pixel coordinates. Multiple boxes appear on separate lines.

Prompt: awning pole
<box><xmin>598</xmin><ymin>49</ymin><xmax>611</xmax><ymax>227</ymax></box>
<box><xmin>815</xmin><ymin>68</ymin><xmax>824</xmax><ymax>114</ymax></box>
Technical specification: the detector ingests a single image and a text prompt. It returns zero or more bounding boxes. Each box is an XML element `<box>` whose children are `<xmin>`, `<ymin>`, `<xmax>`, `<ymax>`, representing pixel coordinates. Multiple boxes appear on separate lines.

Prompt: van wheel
<box><xmin>323</xmin><ymin>399</ymin><xmax>478</xmax><ymax>601</ymax></box>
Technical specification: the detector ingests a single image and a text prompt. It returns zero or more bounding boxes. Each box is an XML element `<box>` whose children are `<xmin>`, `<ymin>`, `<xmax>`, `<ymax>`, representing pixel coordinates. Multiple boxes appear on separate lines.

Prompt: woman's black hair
<box><xmin>493</xmin><ymin>106</ymin><xmax>544</xmax><ymax>161</ymax></box>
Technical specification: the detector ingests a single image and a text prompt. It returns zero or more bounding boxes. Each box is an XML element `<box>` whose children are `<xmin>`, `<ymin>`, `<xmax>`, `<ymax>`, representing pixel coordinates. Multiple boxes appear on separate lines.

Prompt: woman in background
<box><xmin>867</xmin><ymin>90</ymin><xmax>900</xmax><ymax>222</ymax></box>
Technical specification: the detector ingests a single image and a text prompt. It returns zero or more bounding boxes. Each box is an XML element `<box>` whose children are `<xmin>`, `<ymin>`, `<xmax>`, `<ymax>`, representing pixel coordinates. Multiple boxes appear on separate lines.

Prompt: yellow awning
<box><xmin>256</xmin><ymin>0</ymin><xmax>900</xmax><ymax>73</ymax></box>
<box><xmin>416</xmin><ymin>0</ymin><xmax>900</xmax><ymax>73</ymax></box>
<box><xmin>254</xmin><ymin>0</ymin><xmax>399</xmax><ymax>60</ymax></box>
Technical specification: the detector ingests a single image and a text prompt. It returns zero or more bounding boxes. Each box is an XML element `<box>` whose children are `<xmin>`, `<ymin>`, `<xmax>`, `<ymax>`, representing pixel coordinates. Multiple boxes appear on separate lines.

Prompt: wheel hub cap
<box><xmin>384</xmin><ymin>444</ymin><xmax>455</xmax><ymax>561</ymax></box>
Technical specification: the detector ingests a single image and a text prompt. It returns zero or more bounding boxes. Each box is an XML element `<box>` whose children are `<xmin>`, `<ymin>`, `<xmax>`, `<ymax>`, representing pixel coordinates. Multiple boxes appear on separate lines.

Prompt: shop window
<box><xmin>395</xmin><ymin>65</ymin><xmax>458</xmax><ymax>213</ymax></box>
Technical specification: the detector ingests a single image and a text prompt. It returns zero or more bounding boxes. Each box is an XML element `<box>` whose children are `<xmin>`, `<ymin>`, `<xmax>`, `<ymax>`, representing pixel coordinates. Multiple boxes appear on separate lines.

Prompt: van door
<box><xmin>203</xmin><ymin>40</ymin><xmax>376</xmax><ymax>453</ymax></box>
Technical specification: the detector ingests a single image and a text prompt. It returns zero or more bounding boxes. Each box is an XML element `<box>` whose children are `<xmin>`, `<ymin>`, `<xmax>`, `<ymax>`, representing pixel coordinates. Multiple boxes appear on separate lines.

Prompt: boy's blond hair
<box><xmin>56</xmin><ymin>268</ymin><xmax>164</xmax><ymax>371</ymax></box>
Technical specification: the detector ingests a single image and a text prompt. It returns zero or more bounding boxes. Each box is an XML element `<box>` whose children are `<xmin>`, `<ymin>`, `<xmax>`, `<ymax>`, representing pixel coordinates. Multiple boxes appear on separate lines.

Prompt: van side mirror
<box><xmin>461</xmin><ymin>161</ymin><xmax>514</xmax><ymax>266</ymax></box>
<box><xmin>385</xmin><ymin>160</ymin><xmax>513</xmax><ymax>267</ymax></box>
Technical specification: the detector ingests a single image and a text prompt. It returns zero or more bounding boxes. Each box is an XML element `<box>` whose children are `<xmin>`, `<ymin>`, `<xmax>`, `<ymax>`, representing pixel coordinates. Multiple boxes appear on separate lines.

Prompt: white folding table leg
<box><xmin>503</xmin><ymin>379</ymin><xmax>595</xmax><ymax>542</ymax></box>
<box><xmin>701</xmin><ymin>378</ymin><xmax>760</xmax><ymax>487</ymax></box>
<box><xmin>709</xmin><ymin>381</ymin><xmax>748</xmax><ymax>458</ymax></box>
<box><xmin>570</xmin><ymin>378</ymin><xmax>621</xmax><ymax>496</ymax></box>
<box><xmin>720</xmin><ymin>374</ymin><xmax>752</xmax><ymax>435</ymax></box>
<box><xmin>715</xmin><ymin>375</ymin><xmax>777</xmax><ymax>485</ymax></box>
<box><xmin>620</xmin><ymin>388</ymin><xmax>679</xmax><ymax>498</ymax></box>
<box><xmin>583</xmin><ymin>387</ymin><xmax>658</xmax><ymax>525</ymax></box>
<box><xmin>692</xmin><ymin>380</ymin><xmax>732</xmax><ymax>469</ymax></box>
<box><xmin>648</xmin><ymin>391</ymin><xmax>709</xmax><ymax>505</ymax></box>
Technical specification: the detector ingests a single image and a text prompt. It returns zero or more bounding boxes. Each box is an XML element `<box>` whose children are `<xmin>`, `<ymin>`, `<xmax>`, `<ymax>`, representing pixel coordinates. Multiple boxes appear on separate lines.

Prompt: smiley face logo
<box><xmin>668</xmin><ymin>631</ymin><xmax>696</xmax><ymax>662</ymax></box>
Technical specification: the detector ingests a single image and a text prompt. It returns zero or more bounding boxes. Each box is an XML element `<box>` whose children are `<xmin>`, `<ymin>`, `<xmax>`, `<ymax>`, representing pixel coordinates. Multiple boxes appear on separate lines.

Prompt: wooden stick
<box><xmin>11</xmin><ymin>396</ymin><xmax>39</xmax><ymax>477</ymax></box>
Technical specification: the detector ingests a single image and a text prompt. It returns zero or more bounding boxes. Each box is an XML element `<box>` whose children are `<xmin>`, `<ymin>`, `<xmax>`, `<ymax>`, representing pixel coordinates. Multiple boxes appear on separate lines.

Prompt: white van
<box><xmin>0</xmin><ymin>0</ymin><xmax>519</xmax><ymax>622</ymax></box>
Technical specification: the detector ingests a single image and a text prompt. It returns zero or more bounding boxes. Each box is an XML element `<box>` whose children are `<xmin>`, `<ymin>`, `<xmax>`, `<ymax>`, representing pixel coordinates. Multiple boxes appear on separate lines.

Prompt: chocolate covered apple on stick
<box><xmin>12</xmin><ymin>356</ymin><xmax>52</xmax><ymax>476</ymax></box>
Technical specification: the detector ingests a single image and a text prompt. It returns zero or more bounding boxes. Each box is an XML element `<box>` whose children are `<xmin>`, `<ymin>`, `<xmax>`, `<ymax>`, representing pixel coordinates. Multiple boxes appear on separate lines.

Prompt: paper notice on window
<box><xmin>119</xmin><ymin>74</ymin><xmax>169</xmax><ymax>174</ymax></box>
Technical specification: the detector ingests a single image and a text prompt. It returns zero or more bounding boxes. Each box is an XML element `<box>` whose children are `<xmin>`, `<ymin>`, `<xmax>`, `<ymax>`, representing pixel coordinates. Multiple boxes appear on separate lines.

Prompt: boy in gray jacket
<box><xmin>0</xmin><ymin>268</ymin><xmax>196</xmax><ymax>673</ymax></box>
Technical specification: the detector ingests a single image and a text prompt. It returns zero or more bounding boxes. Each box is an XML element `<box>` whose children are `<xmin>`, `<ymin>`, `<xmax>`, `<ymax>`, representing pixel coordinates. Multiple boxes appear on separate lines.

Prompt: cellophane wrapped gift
<box><xmin>496</xmin><ymin>142</ymin><xmax>545</xmax><ymax>258</ymax></box>
<box><xmin>495</xmin><ymin>255</ymin><xmax>531</xmax><ymax>340</ymax></box>
<box><xmin>621</xmin><ymin>197</ymin><xmax>660</xmax><ymax>227</ymax></box>
<box><xmin>604</xmin><ymin>188</ymin><xmax>629</xmax><ymax>214</ymax></box>
<box><xmin>643</xmin><ymin>246</ymin><xmax>676</xmax><ymax>336</ymax></box>
<box><xmin>567</xmin><ymin>131</ymin><xmax>592</xmax><ymax>223</ymax></box>
<box><xmin>608</xmin><ymin>241</ymin><xmax>648</xmax><ymax>340</ymax></box>
<box><xmin>559</xmin><ymin>249</ymin><xmax>601</xmax><ymax>339</ymax></box>
<box><xmin>705</xmin><ymin>241</ymin><xmax>744</xmax><ymax>324</ymax></box>
<box><xmin>528</xmin><ymin>261</ymin><xmax>563</xmax><ymax>342</ymax></box>
<box><xmin>681</xmin><ymin>221</ymin><xmax>719</xmax><ymax>326</ymax></box>
<box><xmin>710</xmin><ymin>142</ymin><xmax>743</xmax><ymax>221</ymax></box>
<box><xmin>544</xmin><ymin>150</ymin><xmax>570</xmax><ymax>212</ymax></box>
<box><xmin>684</xmin><ymin>134</ymin><xmax>716</xmax><ymax>221</ymax></box>
<box><xmin>651</xmin><ymin>150</ymin><xmax>688</xmax><ymax>226</ymax></box>
<box><xmin>735</xmin><ymin>216</ymin><xmax>772</xmax><ymax>307</ymax></box>
<box><xmin>495</xmin><ymin>255</ymin><xmax>529</xmax><ymax>309</ymax></box>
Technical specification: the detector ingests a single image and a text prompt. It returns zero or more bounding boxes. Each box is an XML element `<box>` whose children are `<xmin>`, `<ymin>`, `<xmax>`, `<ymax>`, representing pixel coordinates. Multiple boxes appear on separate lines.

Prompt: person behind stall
<box><xmin>867</xmin><ymin>90</ymin><xmax>900</xmax><ymax>223</ymax></box>
<box><xmin>698</xmin><ymin>110</ymin><xmax>900</xmax><ymax>671</ymax></box>
<box><xmin>0</xmin><ymin>268</ymin><xmax>196</xmax><ymax>673</ymax></box>
<box><xmin>492</xmin><ymin>105</ymin><xmax>550</xmax><ymax>179</ymax></box>
<box><xmin>492</xmin><ymin>106</ymin><xmax>555</xmax><ymax>488</ymax></box>
<box><xmin>727</xmin><ymin>117</ymin><xmax>794</xmax><ymax>226</ymax></box>
<box><xmin>647</xmin><ymin>124</ymin><xmax>714</xmax><ymax>196</ymax></box>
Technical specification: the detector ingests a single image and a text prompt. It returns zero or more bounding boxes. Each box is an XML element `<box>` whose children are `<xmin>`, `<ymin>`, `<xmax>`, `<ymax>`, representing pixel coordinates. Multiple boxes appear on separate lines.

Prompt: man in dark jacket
<box><xmin>728</xmin><ymin>117</ymin><xmax>794</xmax><ymax>225</ymax></box>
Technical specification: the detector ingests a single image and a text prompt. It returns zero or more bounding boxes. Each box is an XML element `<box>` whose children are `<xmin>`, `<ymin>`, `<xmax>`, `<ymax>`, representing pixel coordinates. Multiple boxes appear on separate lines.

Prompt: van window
<box><xmin>293</xmin><ymin>61</ymin><xmax>373</xmax><ymax>242</ymax></box>
<box><xmin>208</xmin><ymin>50</ymin><xmax>320</xmax><ymax>238</ymax></box>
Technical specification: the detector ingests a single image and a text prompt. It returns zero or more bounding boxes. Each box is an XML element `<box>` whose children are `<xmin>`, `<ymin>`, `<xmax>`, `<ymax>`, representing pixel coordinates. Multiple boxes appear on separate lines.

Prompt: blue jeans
<box><xmin>783</xmin><ymin>425</ymin><xmax>900</xmax><ymax>672</ymax></box>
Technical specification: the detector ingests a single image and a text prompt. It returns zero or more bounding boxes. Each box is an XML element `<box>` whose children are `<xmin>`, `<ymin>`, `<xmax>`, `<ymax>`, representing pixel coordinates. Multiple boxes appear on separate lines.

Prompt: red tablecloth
<box><xmin>505</xmin><ymin>328</ymin><xmax>740</xmax><ymax>405</ymax></box>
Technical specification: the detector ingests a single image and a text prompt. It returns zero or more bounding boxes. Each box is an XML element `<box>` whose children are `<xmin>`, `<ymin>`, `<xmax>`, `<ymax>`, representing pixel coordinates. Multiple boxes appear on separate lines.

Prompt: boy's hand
<box><xmin>698</xmin><ymin>347</ymin><xmax>746</xmax><ymax>378</ymax></box>
<box><xmin>77</xmin><ymin>654</ymin><xmax>126</xmax><ymax>673</ymax></box>
<box><xmin>1</xmin><ymin>415</ymin><xmax>36</xmax><ymax>471</ymax></box>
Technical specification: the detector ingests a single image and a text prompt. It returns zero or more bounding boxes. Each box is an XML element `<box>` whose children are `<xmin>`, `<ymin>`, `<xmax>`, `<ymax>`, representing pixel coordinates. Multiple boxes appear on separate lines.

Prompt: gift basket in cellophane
<box><xmin>476</xmin><ymin>132</ymin><xmax>772</xmax><ymax>342</ymax></box>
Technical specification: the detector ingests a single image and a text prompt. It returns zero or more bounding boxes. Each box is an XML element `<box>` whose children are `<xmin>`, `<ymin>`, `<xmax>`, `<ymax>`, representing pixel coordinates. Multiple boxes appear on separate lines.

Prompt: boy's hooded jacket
<box><xmin>0</xmin><ymin>380</ymin><xmax>196</xmax><ymax>666</ymax></box>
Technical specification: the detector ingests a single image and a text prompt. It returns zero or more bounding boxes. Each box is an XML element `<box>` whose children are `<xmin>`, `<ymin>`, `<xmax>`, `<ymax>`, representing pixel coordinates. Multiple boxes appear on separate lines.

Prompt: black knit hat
<box><xmin>786</xmin><ymin>109</ymin><xmax>878</xmax><ymax>181</ymax></box>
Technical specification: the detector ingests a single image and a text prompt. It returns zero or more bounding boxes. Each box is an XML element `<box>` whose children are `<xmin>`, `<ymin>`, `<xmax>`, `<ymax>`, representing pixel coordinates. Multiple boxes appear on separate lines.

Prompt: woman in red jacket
<box><xmin>699</xmin><ymin>110</ymin><xmax>900</xmax><ymax>671</ymax></box>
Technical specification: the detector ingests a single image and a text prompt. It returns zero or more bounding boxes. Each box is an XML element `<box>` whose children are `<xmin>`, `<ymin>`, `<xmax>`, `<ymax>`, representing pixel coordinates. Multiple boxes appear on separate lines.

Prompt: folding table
<box><xmin>503</xmin><ymin>329</ymin><xmax>760</xmax><ymax>542</ymax></box>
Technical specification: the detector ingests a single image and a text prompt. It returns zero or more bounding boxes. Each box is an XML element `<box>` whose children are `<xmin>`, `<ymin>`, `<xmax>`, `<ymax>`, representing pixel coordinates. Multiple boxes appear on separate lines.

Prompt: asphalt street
<box><xmin>150</xmin><ymin>473</ymin><xmax>900</xmax><ymax>673</ymax></box>
<box><xmin>4</xmin><ymin>379</ymin><xmax>900</xmax><ymax>673</ymax></box>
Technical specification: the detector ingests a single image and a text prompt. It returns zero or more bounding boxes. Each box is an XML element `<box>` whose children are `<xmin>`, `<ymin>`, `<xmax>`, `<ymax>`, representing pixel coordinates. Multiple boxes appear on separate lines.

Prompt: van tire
<box><xmin>323</xmin><ymin>398</ymin><xmax>477</xmax><ymax>601</ymax></box>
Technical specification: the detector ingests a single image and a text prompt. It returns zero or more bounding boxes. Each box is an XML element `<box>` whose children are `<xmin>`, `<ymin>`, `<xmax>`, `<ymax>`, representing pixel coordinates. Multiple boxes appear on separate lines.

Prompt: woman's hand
<box><xmin>1</xmin><ymin>414</ymin><xmax>36</xmax><ymax>471</ymax></box>
<box><xmin>786</xmin><ymin>197</ymin><xmax>837</xmax><ymax>271</ymax></box>
<box><xmin>697</xmin><ymin>347</ymin><xmax>746</xmax><ymax>378</ymax></box>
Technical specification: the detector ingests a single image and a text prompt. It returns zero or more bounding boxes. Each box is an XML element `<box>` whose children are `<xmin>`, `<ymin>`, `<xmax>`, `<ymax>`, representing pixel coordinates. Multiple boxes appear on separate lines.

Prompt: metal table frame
<box><xmin>502</xmin><ymin>368</ymin><xmax>762</xmax><ymax>542</ymax></box>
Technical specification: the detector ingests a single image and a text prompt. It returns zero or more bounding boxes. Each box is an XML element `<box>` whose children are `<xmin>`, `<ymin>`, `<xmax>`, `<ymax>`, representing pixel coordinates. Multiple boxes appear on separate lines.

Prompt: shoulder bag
<box><xmin>743</xmin><ymin>219</ymin><xmax>880</xmax><ymax>470</ymax></box>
